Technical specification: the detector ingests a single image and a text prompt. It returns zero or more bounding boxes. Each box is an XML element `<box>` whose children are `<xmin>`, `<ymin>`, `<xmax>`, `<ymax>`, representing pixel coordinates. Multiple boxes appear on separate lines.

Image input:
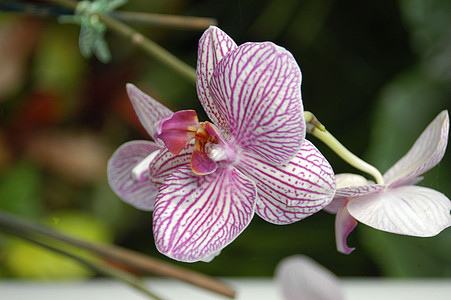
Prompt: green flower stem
<box><xmin>48</xmin><ymin>0</ymin><xmax>197</xmax><ymax>83</ymax></box>
<box><xmin>0</xmin><ymin>212</ymin><xmax>236</xmax><ymax>299</ymax></box>
<box><xmin>98</xmin><ymin>13</ymin><xmax>197</xmax><ymax>82</ymax></box>
<box><xmin>1</xmin><ymin>226</ymin><xmax>162</xmax><ymax>300</ymax></box>
<box><xmin>111</xmin><ymin>11</ymin><xmax>217</xmax><ymax>30</ymax></box>
<box><xmin>304</xmin><ymin>111</ymin><xmax>385</xmax><ymax>185</ymax></box>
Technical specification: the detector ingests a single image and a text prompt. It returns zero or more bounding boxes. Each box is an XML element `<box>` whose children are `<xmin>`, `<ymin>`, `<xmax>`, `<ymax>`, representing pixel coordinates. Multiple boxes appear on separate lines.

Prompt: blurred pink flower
<box><xmin>275</xmin><ymin>255</ymin><xmax>344</xmax><ymax>300</ymax></box>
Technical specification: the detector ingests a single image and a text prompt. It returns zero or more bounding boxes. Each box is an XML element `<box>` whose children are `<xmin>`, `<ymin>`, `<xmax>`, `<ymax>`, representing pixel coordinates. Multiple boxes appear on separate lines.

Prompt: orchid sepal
<box><xmin>126</xmin><ymin>84</ymin><xmax>173</xmax><ymax>139</ymax></box>
<box><xmin>384</xmin><ymin>110</ymin><xmax>449</xmax><ymax>188</ymax></box>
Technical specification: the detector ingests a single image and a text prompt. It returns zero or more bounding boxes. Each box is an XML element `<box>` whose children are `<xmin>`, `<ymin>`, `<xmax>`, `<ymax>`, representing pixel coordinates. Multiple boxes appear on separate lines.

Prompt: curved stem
<box><xmin>98</xmin><ymin>13</ymin><xmax>196</xmax><ymax>83</ymax></box>
<box><xmin>305</xmin><ymin>111</ymin><xmax>385</xmax><ymax>185</ymax></box>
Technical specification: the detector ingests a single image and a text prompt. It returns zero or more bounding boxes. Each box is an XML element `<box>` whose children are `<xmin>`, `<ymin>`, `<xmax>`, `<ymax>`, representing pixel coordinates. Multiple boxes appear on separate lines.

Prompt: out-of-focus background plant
<box><xmin>0</xmin><ymin>0</ymin><xmax>449</xmax><ymax>282</ymax></box>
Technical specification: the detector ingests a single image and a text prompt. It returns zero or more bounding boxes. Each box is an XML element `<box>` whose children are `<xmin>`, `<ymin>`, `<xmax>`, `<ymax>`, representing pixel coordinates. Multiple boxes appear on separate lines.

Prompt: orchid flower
<box><xmin>108</xmin><ymin>26</ymin><xmax>336</xmax><ymax>262</ymax></box>
<box><xmin>325</xmin><ymin>110</ymin><xmax>451</xmax><ymax>254</ymax></box>
<box><xmin>275</xmin><ymin>255</ymin><xmax>344</xmax><ymax>300</ymax></box>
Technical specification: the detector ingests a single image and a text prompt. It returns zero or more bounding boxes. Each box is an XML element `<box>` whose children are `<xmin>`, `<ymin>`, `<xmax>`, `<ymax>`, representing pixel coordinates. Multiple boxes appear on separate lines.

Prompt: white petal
<box><xmin>126</xmin><ymin>83</ymin><xmax>173</xmax><ymax>139</ymax></box>
<box><xmin>347</xmin><ymin>185</ymin><xmax>451</xmax><ymax>236</ymax></box>
<box><xmin>275</xmin><ymin>255</ymin><xmax>344</xmax><ymax>300</ymax></box>
<box><xmin>384</xmin><ymin>110</ymin><xmax>449</xmax><ymax>187</ymax></box>
<box><xmin>196</xmin><ymin>26</ymin><xmax>237</xmax><ymax>134</ymax></box>
<box><xmin>153</xmin><ymin>165</ymin><xmax>257</xmax><ymax>262</ymax></box>
<box><xmin>107</xmin><ymin>141</ymin><xmax>160</xmax><ymax>210</ymax></box>
<box><xmin>240</xmin><ymin>140</ymin><xmax>336</xmax><ymax>224</ymax></box>
<box><xmin>209</xmin><ymin>42</ymin><xmax>305</xmax><ymax>165</ymax></box>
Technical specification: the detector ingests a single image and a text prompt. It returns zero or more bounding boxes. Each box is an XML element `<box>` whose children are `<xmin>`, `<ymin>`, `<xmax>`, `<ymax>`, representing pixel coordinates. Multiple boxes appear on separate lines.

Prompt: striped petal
<box><xmin>148</xmin><ymin>144</ymin><xmax>193</xmax><ymax>185</ymax></box>
<box><xmin>334</xmin><ymin>184</ymin><xmax>385</xmax><ymax>199</ymax></box>
<box><xmin>126</xmin><ymin>83</ymin><xmax>173</xmax><ymax>139</ymax></box>
<box><xmin>240</xmin><ymin>140</ymin><xmax>336</xmax><ymax>224</ymax></box>
<box><xmin>209</xmin><ymin>42</ymin><xmax>305</xmax><ymax>165</ymax></box>
<box><xmin>275</xmin><ymin>255</ymin><xmax>344</xmax><ymax>300</ymax></box>
<box><xmin>107</xmin><ymin>141</ymin><xmax>161</xmax><ymax>211</ymax></box>
<box><xmin>384</xmin><ymin>110</ymin><xmax>449</xmax><ymax>188</ymax></box>
<box><xmin>347</xmin><ymin>185</ymin><xmax>451</xmax><ymax>237</ymax></box>
<box><xmin>153</xmin><ymin>165</ymin><xmax>257</xmax><ymax>262</ymax></box>
<box><xmin>335</xmin><ymin>203</ymin><xmax>357</xmax><ymax>254</ymax></box>
<box><xmin>196</xmin><ymin>26</ymin><xmax>237</xmax><ymax>134</ymax></box>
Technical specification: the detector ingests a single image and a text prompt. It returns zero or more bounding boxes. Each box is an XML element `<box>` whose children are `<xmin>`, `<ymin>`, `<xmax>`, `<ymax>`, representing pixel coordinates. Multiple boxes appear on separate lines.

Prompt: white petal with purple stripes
<box><xmin>148</xmin><ymin>143</ymin><xmax>194</xmax><ymax>184</ymax></box>
<box><xmin>153</xmin><ymin>165</ymin><xmax>257</xmax><ymax>262</ymax></box>
<box><xmin>384</xmin><ymin>110</ymin><xmax>449</xmax><ymax>188</ymax></box>
<box><xmin>209</xmin><ymin>42</ymin><xmax>305</xmax><ymax>165</ymax></box>
<box><xmin>347</xmin><ymin>185</ymin><xmax>451</xmax><ymax>237</ymax></box>
<box><xmin>334</xmin><ymin>184</ymin><xmax>386</xmax><ymax>199</ymax></box>
<box><xmin>126</xmin><ymin>83</ymin><xmax>173</xmax><ymax>139</ymax></box>
<box><xmin>196</xmin><ymin>26</ymin><xmax>237</xmax><ymax>134</ymax></box>
<box><xmin>240</xmin><ymin>140</ymin><xmax>335</xmax><ymax>224</ymax></box>
<box><xmin>107</xmin><ymin>141</ymin><xmax>161</xmax><ymax>211</ymax></box>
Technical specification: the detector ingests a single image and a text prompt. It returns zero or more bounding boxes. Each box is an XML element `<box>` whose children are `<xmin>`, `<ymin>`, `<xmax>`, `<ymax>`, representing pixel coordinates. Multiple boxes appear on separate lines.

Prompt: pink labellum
<box><xmin>191</xmin><ymin>140</ymin><xmax>218</xmax><ymax>175</ymax></box>
<box><xmin>155</xmin><ymin>110</ymin><xmax>200</xmax><ymax>156</ymax></box>
<box><xmin>335</xmin><ymin>202</ymin><xmax>357</xmax><ymax>254</ymax></box>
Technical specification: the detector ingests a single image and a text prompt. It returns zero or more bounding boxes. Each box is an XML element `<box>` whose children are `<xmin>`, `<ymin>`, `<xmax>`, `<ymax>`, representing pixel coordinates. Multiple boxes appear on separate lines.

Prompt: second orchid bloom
<box><xmin>326</xmin><ymin>110</ymin><xmax>450</xmax><ymax>254</ymax></box>
<box><xmin>108</xmin><ymin>26</ymin><xmax>336</xmax><ymax>262</ymax></box>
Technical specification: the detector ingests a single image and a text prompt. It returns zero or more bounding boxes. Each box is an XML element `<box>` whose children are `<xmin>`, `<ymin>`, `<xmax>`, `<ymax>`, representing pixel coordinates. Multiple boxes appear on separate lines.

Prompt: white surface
<box><xmin>0</xmin><ymin>278</ymin><xmax>450</xmax><ymax>300</ymax></box>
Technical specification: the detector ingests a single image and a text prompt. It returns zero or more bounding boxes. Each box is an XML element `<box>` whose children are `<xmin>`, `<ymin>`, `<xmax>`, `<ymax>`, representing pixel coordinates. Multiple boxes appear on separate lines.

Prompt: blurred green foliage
<box><xmin>4</xmin><ymin>210</ymin><xmax>113</xmax><ymax>279</ymax></box>
<box><xmin>0</xmin><ymin>0</ymin><xmax>449</xmax><ymax>279</ymax></box>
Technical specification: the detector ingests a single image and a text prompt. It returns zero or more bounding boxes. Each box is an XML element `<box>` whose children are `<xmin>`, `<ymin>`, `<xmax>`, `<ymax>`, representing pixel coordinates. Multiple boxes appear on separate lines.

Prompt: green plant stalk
<box><xmin>111</xmin><ymin>11</ymin><xmax>217</xmax><ymax>30</ymax></box>
<box><xmin>0</xmin><ymin>212</ymin><xmax>236</xmax><ymax>299</ymax></box>
<box><xmin>305</xmin><ymin>111</ymin><xmax>385</xmax><ymax>185</ymax></box>
<box><xmin>98</xmin><ymin>13</ymin><xmax>197</xmax><ymax>82</ymax></box>
<box><xmin>48</xmin><ymin>0</ymin><xmax>197</xmax><ymax>83</ymax></box>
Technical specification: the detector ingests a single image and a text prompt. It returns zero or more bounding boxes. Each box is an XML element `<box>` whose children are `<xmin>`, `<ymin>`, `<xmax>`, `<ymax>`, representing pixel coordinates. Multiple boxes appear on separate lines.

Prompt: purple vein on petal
<box><xmin>209</xmin><ymin>42</ymin><xmax>304</xmax><ymax>165</ymax></box>
<box><xmin>126</xmin><ymin>83</ymin><xmax>173</xmax><ymax>140</ymax></box>
<box><xmin>153</xmin><ymin>165</ymin><xmax>256</xmax><ymax>262</ymax></box>
<box><xmin>107</xmin><ymin>140</ymin><xmax>161</xmax><ymax>211</ymax></box>
<box><xmin>148</xmin><ymin>144</ymin><xmax>193</xmax><ymax>184</ymax></box>
<box><xmin>240</xmin><ymin>140</ymin><xmax>335</xmax><ymax>224</ymax></box>
<box><xmin>196</xmin><ymin>26</ymin><xmax>237</xmax><ymax>134</ymax></box>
